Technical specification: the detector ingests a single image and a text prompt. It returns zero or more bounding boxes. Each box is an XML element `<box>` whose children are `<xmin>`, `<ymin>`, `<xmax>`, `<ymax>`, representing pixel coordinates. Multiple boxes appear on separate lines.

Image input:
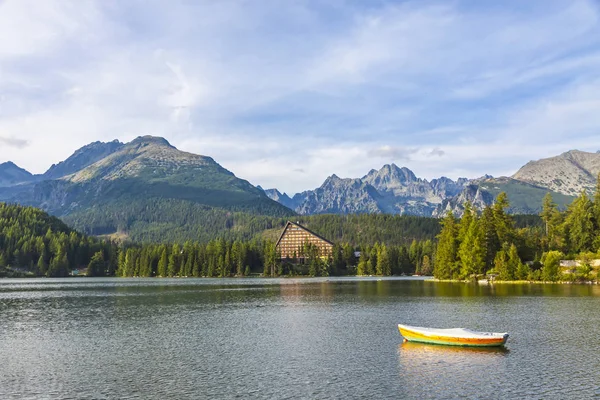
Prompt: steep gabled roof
<box><xmin>275</xmin><ymin>221</ymin><xmax>334</xmax><ymax>248</ymax></box>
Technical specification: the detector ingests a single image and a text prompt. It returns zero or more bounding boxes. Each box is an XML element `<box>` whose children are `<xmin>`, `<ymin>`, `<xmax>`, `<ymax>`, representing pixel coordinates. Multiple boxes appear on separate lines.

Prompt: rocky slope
<box><xmin>43</xmin><ymin>140</ymin><xmax>124</xmax><ymax>180</ymax></box>
<box><xmin>293</xmin><ymin>174</ymin><xmax>386</xmax><ymax>215</ymax></box>
<box><xmin>265</xmin><ymin>164</ymin><xmax>468</xmax><ymax>216</ymax></box>
<box><xmin>512</xmin><ymin>150</ymin><xmax>600</xmax><ymax>196</ymax></box>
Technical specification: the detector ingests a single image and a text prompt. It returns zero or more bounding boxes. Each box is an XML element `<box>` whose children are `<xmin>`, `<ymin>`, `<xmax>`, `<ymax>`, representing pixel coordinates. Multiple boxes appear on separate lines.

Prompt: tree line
<box><xmin>0</xmin><ymin>201</ymin><xmax>437</xmax><ymax>278</ymax></box>
<box><xmin>433</xmin><ymin>175</ymin><xmax>600</xmax><ymax>282</ymax></box>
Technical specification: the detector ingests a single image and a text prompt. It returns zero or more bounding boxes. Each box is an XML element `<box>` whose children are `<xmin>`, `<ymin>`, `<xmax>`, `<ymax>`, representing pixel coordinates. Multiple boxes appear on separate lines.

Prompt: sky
<box><xmin>1</xmin><ymin>0</ymin><xmax>600</xmax><ymax>194</ymax></box>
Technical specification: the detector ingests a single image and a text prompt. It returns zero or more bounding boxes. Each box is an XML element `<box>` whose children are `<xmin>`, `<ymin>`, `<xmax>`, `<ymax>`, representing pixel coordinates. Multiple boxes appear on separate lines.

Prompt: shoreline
<box><xmin>430</xmin><ymin>279</ymin><xmax>599</xmax><ymax>285</ymax></box>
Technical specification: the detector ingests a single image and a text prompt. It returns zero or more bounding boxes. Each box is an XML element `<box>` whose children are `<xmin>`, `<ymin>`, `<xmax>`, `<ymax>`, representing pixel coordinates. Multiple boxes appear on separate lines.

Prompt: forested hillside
<box><xmin>0</xmin><ymin>203</ymin><xmax>117</xmax><ymax>277</ymax></box>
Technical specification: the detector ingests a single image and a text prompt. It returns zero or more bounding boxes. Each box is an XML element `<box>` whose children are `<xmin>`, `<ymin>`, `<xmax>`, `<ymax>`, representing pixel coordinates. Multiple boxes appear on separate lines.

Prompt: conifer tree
<box><xmin>564</xmin><ymin>192</ymin><xmax>594</xmax><ymax>253</ymax></box>
<box><xmin>37</xmin><ymin>254</ymin><xmax>48</xmax><ymax>275</ymax></box>
<box><xmin>593</xmin><ymin>174</ymin><xmax>600</xmax><ymax>250</ymax></box>
<box><xmin>458</xmin><ymin>202</ymin><xmax>473</xmax><ymax>243</ymax></box>
<box><xmin>357</xmin><ymin>250</ymin><xmax>368</xmax><ymax>276</ymax></box>
<box><xmin>87</xmin><ymin>251</ymin><xmax>105</xmax><ymax>277</ymax></box>
<box><xmin>507</xmin><ymin>244</ymin><xmax>522</xmax><ymax>281</ymax></box>
<box><xmin>434</xmin><ymin>212</ymin><xmax>459</xmax><ymax>279</ymax></box>
<box><xmin>480</xmin><ymin>206</ymin><xmax>499</xmax><ymax>271</ymax></box>
<box><xmin>494</xmin><ymin>249</ymin><xmax>509</xmax><ymax>279</ymax></box>
<box><xmin>458</xmin><ymin>213</ymin><xmax>484</xmax><ymax>279</ymax></box>
<box><xmin>421</xmin><ymin>255</ymin><xmax>432</xmax><ymax>276</ymax></box>
<box><xmin>157</xmin><ymin>247</ymin><xmax>168</xmax><ymax>277</ymax></box>
<box><xmin>168</xmin><ymin>244</ymin><xmax>180</xmax><ymax>277</ymax></box>
<box><xmin>541</xmin><ymin>251</ymin><xmax>563</xmax><ymax>282</ymax></box>
<box><xmin>376</xmin><ymin>244</ymin><xmax>391</xmax><ymax>276</ymax></box>
<box><xmin>493</xmin><ymin>192</ymin><xmax>514</xmax><ymax>246</ymax></box>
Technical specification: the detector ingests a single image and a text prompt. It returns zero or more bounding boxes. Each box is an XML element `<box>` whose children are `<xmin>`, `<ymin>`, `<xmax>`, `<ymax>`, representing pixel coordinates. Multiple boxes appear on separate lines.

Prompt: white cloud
<box><xmin>0</xmin><ymin>0</ymin><xmax>599</xmax><ymax>194</ymax></box>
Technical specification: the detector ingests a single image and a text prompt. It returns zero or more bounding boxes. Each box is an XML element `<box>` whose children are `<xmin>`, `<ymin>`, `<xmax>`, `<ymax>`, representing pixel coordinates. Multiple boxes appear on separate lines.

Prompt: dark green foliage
<box><xmin>0</xmin><ymin>202</ymin><xmax>117</xmax><ymax>277</ymax></box>
<box><xmin>434</xmin><ymin>212</ymin><xmax>459</xmax><ymax>279</ymax></box>
<box><xmin>87</xmin><ymin>251</ymin><xmax>105</xmax><ymax>277</ymax></box>
<box><xmin>295</xmin><ymin>214</ymin><xmax>440</xmax><ymax>246</ymax></box>
<box><xmin>434</xmin><ymin>190</ymin><xmax>600</xmax><ymax>282</ymax></box>
<box><xmin>64</xmin><ymin>204</ymin><xmax>440</xmax><ymax>246</ymax></box>
<box><xmin>541</xmin><ymin>251</ymin><xmax>563</xmax><ymax>282</ymax></box>
<box><xmin>116</xmin><ymin>238</ymin><xmax>270</xmax><ymax>278</ymax></box>
<box><xmin>62</xmin><ymin>197</ymin><xmax>292</xmax><ymax>243</ymax></box>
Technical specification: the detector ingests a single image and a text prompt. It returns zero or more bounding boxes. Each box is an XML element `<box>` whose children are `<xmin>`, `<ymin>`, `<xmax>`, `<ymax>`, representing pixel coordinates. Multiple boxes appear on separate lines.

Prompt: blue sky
<box><xmin>1</xmin><ymin>0</ymin><xmax>600</xmax><ymax>194</ymax></box>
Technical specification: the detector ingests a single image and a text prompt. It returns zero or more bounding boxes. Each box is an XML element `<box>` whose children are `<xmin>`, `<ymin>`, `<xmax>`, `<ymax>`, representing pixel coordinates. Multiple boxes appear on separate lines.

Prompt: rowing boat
<box><xmin>398</xmin><ymin>324</ymin><xmax>508</xmax><ymax>347</ymax></box>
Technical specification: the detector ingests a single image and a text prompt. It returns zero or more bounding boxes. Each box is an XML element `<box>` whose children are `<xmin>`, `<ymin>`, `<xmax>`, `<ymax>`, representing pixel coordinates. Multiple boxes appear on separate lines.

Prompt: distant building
<box><xmin>275</xmin><ymin>221</ymin><xmax>334</xmax><ymax>260</ymax></box>
<box><xmin>560</xmin><ymin>259</ymin><xmax>600</xmax><ymax>274</ymax></box>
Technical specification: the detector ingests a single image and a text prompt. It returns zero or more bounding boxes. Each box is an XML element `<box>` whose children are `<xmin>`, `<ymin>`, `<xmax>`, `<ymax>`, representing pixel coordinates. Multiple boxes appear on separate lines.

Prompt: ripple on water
<box><xmin>1</xmin><ymin>278</ymin><xmax>600</xmax><ymax>399</ymax></box>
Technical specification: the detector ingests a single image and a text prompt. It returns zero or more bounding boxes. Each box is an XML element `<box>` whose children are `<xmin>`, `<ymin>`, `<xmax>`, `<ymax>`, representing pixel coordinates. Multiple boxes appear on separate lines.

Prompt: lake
<box><xmin>1</xmin><ymin>277</ymin><xmax>599</xmax><ymax>399</ymax></box>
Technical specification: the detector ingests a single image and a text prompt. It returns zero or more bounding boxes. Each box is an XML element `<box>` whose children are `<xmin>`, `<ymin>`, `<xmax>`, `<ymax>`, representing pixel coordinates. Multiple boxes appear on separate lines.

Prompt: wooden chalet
<box><xmin>275</xmin><ymin>221</ymin><xmax>334</xmax><ymax>260</ymax></box>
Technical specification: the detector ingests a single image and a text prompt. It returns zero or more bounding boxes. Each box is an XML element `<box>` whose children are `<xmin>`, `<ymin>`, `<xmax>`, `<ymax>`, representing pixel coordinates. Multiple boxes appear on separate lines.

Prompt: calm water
<box><xmin>1</xmin><ymin>277</ymin><xmax>600</xmax><ymax>399</ymax></box>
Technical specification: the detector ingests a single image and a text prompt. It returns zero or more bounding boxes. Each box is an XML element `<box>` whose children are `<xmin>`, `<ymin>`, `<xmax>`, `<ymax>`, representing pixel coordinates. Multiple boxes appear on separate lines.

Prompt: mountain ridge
<box><xmin>0</xmin><ymin>136</ymin><xmax>293</xmax><ymax>242</ymax></box>
<box><xmin>512</xmin><ymin>150</ymin><xmax>600</xmax><ymax>196</ymax></box>
<box><xmin>264</xmin><ymin>150</ymin><xmax>600</xmax><ymax>216</ymax></box>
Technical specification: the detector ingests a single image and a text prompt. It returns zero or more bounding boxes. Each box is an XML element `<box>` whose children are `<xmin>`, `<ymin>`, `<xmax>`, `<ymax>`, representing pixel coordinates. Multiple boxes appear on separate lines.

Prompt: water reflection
<box><xmin>2</xmin><ymin>277</ymin><xmax>600</xmax><ymax>399</ymax></box>
<box><xmin>399</xmin><ymin>341</ymin><xmax>509</xmax><ymax>356</ymax></box>
<box><xmin>397</xmin><ymin>342</ymin><xmax>510</xmax><ymax>398</ymax></box>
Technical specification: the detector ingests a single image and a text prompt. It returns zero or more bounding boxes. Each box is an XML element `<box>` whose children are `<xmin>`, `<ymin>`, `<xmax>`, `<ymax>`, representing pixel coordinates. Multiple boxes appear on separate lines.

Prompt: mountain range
<box><xmin>263</xmin><ymin>150</ymin><xmax>600</xmax><ymax>216</ymax></box>
<box><xmin>1</xmin><ymin>137</ymin><xmax>598</xmax><ymax>241</ymax></box>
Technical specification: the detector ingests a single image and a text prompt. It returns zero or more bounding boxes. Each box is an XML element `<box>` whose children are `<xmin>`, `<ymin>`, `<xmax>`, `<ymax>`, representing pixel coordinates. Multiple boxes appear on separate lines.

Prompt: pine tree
<box><xmin>506</xmin><ymin>244</ymin><xmax>522</xmax><ymax>281</ymax></box>
<box><xmin>458</xmin><ymin>202</ymin><xmax>473</xmax><ymax>243</ymax></box>
<box><xmin>434</xmin><ymin>212</ymin><xmax>459</xmax><ymax>279</ymax></box>
<box><xmin>331</xmin><ymin>244</ymin><xmax>345</xmax><ymax>275</ymax></box>
<box><xmin>480</xmin><ymin>206</ymin><xmax>500</xmax><ymax>271</ymax></box>
<box><xmin>541</xmin><ymin>193</ymin><xmax>556</xmax><ymax>237</ymax></box>
<box><xmin>564</xmin><ymin>192</ymin><xmax>594</xmax><ymax>253</ymax></box>
<box><xmin>494</xmin><ymin>249</ymin><xmax>509</xmax><ymax>279</ymax></box>
<box><xmin>458</xmin><ymin>214</ymin><xmax>484</xmax><ymax>279</ymax></box>
<box><xmin>493</xmin><ymin>192</ymin><xmax>514</xmax><ymax>246</ymax></box>
<box><xmin>168</xmin><ymin>244</ymin><xmax>180</xmax><ymax>277</ymax></box>
<box><xmin>87</xmin><ymin>251</ymin><xmax>105</xmax><ymax>277</ymax></box>
<box><xmin>37</xmin><ymin>254</ymin><xmax>48</xmax><ymax>275</ymax></box>
<box><xmin>421</xmin><ymin>255</ymin><xmax>432</xmax><ymax>276</ymax></box>
<box><xmin>48</xmin><ymin>247</ymin><xmax>69</xmax><ymax>277</ymax></box>
<box><xmin>357</xmin><ymin>250</ymin><xmax>368</xmax><ymax>276</ymax></box>
<box><xmin>541</xmin><ymin>250</ymin><xmax>563</xmax><ymax>282</ymax></box>
<box><xmin>157</xmin><ymin>247</ymin><xmax>168</xmax><ymax>277</ymax></box>
<box><xmin>376</xmin><ymin>244</ymin><xmax>391</xmax><ymax>276</ymax></box>
<box><xmin>396</xmin><ymin>246</ymin><xmax>411</xmax><ymax>275</ymax></box>
<box><xmin>592</xmin><ymin>174</ymin><xmax>600</xmax><ymax>251</ymax></box>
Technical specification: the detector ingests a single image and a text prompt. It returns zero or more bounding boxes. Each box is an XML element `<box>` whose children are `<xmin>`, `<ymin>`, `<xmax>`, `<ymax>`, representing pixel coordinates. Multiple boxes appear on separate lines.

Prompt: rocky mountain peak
<box><xmin>129</xmin><ymin>135</ymin><xmax>174</xmax><ymax>148</ymax></box>
<box><xmin>44</xmin><ymin>139</ymin><xmax>124</xmax><ymax>180</ymax></box>
<box><xmin>363</xmin><ymin>164</ymin><xmax>418</xmax><ymax>189</ymax></box>
<box><xmin>512</xmin><ymin>149</ymin><xmax>600</xmax><ymax>196</ymax></box>
<box><xmin>0</xmin><ymin>161</ymin><xmax>33</xmax><ymax>187</ymax></box>
<box><xmin>65</xmin><ymin>136</ymin><xmax>221</xmax><ymax>183</ymax></box>
<box><xmin>269</xmin><ymin>163</ymin><xmax>469</xmax><ymax>216</ymax></box>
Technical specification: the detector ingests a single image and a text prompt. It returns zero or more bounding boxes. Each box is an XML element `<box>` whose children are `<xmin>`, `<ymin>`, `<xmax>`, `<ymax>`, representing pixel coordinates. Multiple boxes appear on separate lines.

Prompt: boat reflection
<box><xmin>399</xmin><ymin>340</ymin><xmax>510</xmax><ymax>355</ymax></box>
<box><xmin>396</xmin><ymin>339</ymin><xmax>510</xmax><ymax>398</ymax></box>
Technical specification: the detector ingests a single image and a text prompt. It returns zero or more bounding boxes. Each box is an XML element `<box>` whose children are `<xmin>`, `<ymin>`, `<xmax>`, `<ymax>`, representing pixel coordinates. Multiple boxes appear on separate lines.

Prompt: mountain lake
<box><xmin>1</xmin><ymin>277</ymin><xmax>599</xmax><ymax>399</ymax></box>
